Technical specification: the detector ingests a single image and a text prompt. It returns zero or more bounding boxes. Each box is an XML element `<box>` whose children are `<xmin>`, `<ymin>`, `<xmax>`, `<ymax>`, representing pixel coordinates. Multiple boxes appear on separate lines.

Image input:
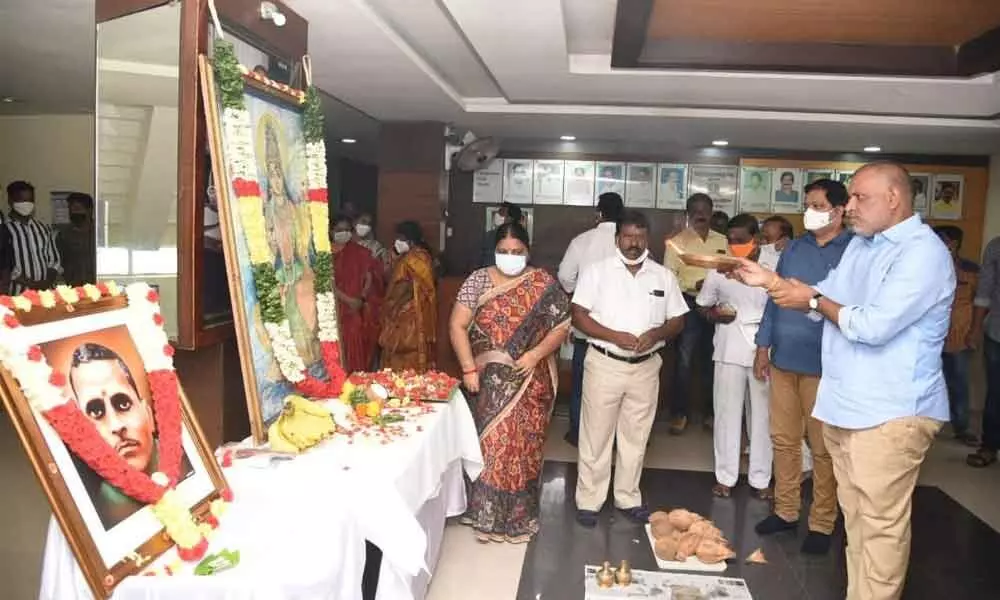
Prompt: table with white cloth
<box><xmin>39</xmin><ymin>391</ymin><xmax>483</xmax><ymax>600</ymax></box>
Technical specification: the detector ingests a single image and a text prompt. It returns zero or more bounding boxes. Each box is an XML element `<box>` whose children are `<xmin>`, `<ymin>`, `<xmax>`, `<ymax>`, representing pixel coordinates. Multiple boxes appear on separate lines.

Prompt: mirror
<box><xmin>96</xmin><ymin>3</ymin><xmax>181</xmax><ymax>337</ymax></box>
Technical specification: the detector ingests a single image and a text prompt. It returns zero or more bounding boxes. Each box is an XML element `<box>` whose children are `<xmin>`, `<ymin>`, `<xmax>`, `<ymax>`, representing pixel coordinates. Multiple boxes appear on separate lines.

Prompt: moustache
<box><xmin>624</xmin><ymin>246</ymin><xmax>643</xmax><ymax>253</ymax></box>
<box><xmin>116</xmin><ymin>438</ymin><xmax>140</xmax><ymax>454</ymax></box>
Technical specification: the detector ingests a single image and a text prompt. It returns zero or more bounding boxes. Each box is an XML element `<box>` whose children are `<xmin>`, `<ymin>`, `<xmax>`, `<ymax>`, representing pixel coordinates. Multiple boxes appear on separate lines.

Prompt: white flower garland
<box><xmin>263</xmin><ymin>320</ymin><xmax>307</xmax><ymax>383</ymax></box>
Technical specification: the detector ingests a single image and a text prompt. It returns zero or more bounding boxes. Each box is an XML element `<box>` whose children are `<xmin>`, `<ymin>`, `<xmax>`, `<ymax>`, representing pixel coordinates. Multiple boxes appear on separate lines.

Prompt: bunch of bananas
<box><xmin>268</xmin><ymin>395</ymin><xmax>336</xmax><ymax>453</ymax></box>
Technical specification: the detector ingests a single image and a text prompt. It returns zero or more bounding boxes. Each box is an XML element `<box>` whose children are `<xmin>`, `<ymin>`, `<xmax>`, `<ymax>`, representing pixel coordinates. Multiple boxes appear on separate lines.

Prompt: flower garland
<box><xmin>213</xmin><ymin>39</ymin><xmax>345</xmax><ymax>400</ymax></box>
<box><xmin>0</xmin><ymin>283</ymin><xmax>231</xmax><ymax>563</ymax></box>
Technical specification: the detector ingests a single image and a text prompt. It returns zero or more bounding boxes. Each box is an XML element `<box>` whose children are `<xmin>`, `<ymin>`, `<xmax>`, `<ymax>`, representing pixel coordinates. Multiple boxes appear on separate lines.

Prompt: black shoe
<box><xmin>576</xmin><ymin>509</ymin><xmax>599</xmax><ymax>528</ymax></box>
<box><xmin>755</xmin><ymin>514</ymin><xmax>799</xmax><ymax>535</ymax></box>
<box><xmin>801</xmin><ymin>531</ymin><xmax>832</xmax><ymax>555</ymax></box>
<box><xmin>617</xmin><ymin>505</ymin><xmax>651</xmax><ymax>524</ymax></box>
<box><xmin>563</xmin><ymin>431</ymin><xmax>578</xmax><ymax>448</ymax></box>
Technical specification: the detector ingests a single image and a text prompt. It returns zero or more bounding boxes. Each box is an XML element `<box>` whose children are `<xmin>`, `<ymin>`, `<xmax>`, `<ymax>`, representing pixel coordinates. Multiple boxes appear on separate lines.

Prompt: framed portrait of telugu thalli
<box><xmin>0</xmin><ymin>285</ymin><xmax>228</xmax><ymax>598</ymax></box>
<box><xmin>199</xmin><ymin>41</ymin><xmax>346</xmax><ymax>443</ymax></box>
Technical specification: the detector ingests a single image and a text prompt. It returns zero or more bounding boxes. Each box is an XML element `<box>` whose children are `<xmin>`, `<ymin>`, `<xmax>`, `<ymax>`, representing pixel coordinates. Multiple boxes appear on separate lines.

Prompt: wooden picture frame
<box><xmin>199</xmin><ymin>53</ymin><xmax>339</xmax><ymax>442</ymax></box>
<box><xmin>0</xmin><ymin>295</ymin><xmax>227</xmax><ymax>598</ymax></box>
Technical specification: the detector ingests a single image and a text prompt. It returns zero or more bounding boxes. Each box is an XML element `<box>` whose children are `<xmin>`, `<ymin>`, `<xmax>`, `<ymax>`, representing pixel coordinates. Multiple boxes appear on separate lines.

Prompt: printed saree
<box><xmin>462</xmin><ymin>268</ymin><xmax>570</xmax><ymax>542</ymax></box>
<box><xmin>379</xmin><ymin>247</ymin><xmax>437</xmax><ymax>372</ymax></box>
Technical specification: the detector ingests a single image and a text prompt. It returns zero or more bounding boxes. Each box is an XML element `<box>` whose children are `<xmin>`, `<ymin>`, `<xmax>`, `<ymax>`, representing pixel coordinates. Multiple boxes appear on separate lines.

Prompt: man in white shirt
<box><xmin>696</xmin><ymin>213</ymin><xmax>773</xmax><ymax>499</ymax></box>
<box><xmin>557</xmin><ymin>192</ymin><xmax>624</xmax><ymax>447</ymax></box>
<box><xmin>572</xmin><ymin>210</ymin><xmax>689</xmax><ymax>526</ymax></box>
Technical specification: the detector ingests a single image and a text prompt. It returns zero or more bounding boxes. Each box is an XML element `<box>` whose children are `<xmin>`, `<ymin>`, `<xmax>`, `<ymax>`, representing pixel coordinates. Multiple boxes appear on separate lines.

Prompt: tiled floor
<box><xmin>3</xmin><ymin>412</ymin><xmax>1000</xmax><ymax>599</ymax></box>
<box><xmin>426</xmin><ymin>416</ymin><xmax>1000</xmax><ymax>600</ymax></box>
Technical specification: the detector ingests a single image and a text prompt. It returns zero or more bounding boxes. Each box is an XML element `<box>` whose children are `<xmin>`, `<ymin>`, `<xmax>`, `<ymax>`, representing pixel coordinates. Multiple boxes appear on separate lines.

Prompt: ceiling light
<box><xmin>259</xmin><ymin>1</ymin><xmax>286</xmax><ymax>27</ymax></box>
<box><xmin>560</xmin><ymin>135</ymin><xmax>576</xmax><ymax>141</ymax></box>
<box><xmin>1</xmin><ymin>97</ymin><xmax>14</xmax><ymax>103</ymax></box>
<box><xmin>341</xmin><ymin>138</ymin><xmax>357</xmax><ymax>144</ymax></box>
<box><xmin>863</xmin><ymin>145</ymin><xmax>882</xmax><ymax>153</ymax></box>
<box><xmin>711</xmin><ymin>140</ymin><xmax>729</xmax><ymax>147</ymax></box>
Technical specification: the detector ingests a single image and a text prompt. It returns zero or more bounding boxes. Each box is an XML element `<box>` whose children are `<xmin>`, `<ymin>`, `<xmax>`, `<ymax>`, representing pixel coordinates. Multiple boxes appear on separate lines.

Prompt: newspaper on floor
<box><xmin>584</xmin><ymin>565</ymin><xmax>753</xmax><ymax>599</ymax></box>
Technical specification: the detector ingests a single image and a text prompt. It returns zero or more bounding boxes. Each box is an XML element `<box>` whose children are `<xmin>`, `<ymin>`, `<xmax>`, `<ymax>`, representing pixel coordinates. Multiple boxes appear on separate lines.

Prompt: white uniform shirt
<box><xmin>695</xmin><ymin>270</ymin><xmax>769</xmax><ymax>367</ymax></box>
<box><xmin>572</xmin><ymin>255</ymin><xmax>689</xmax><ymax>356</ymax></box>
<box><xmin>557</xmin><ymin>221</ymin><xmax>618</xmax><ymax>293</ymax></box>
<box><xmin>558</xmin><ymin>221</ymin><xmax>619</xmax><ymax>339</ymax></box>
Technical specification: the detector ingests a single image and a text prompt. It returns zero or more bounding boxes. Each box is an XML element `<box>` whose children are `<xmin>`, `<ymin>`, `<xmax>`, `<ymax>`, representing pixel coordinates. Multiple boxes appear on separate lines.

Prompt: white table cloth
<box><xmin>40</xmin><ymin>392</ymin><xmax>483</xmax><ymax>600</ymax></box>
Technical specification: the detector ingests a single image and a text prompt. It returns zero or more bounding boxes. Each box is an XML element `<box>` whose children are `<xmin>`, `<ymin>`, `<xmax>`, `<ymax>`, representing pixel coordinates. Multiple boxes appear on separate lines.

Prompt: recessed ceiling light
<box><xmin>560</xmin><ymin>135</ymin><xmax>576</xmax><ymax>141</ymax></box>
<box><xmin>341</xmin><ymin>138</ymin><xmax>357</xmax><ymax>144</ymax></box>
<box><xmin>863</xmin><ymin>145</ymin><xmax>881</xmax><ymax>153</ymax></box>
<box><xmin>711</xmin><ymin>140</ymin><xmax>729</xmax><ymax>147</ymax></box>
<box><xmin>1</xmin><ymin>97</ymin><xmax>14</xmax><ymax>103</ymax></box>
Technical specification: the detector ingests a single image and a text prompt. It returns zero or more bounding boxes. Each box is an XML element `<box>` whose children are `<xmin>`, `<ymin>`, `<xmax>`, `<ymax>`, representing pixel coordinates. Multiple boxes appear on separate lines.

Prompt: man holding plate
<box><xmin>731</xmin><ymin>162</ymin><xmax>953</xmax><ymax>600</ymax></box>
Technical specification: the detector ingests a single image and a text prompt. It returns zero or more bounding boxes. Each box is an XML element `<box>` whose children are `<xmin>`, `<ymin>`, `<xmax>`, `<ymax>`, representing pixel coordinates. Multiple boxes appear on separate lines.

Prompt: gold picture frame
<box><xmin>199</xmin><ymin>53</ymin><xmax>340</xmax><ymax>443</ymax></box>
<box><xmin>0</xmin><ymin>295</ymin><xmax>228</xmax><ymax>598</ymax></box>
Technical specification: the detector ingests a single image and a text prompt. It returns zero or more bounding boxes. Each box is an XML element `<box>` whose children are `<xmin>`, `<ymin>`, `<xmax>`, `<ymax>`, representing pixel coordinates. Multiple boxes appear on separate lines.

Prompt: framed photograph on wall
<box><xmin>771</xmin><ymin>168</ymin><xmax>804</xmax><ymax>213</ymax></box>
<box><xmin>931</xmin><ymin>174</ymin><xmax>964</xmax><ymax>220</ymax></box>
<box><xmin>201</xmin><ymin>51</ymin><xmax>345</xmax><ymax>442</ymax></box>
<box><xmin>596</xmin><ymin>162</ymin><xmax>626</xmax><ymax>199</ymax></box>
<box><xmin>739</xmin><ymin>167</ymin><xmax>771</xmax><ymax>213</ymax></box>
<box><xmin>655</xmin><ymin>163</ymin><xmax>688</xmax><ymax>210</ymax></box>
<box><xmin>689</xmin><ymin>164</ymin><xmax>737</xmax><ymax>216</ymax></box>
<box><xmin>473</xmin><ymin>160</ymin><xmax>502</xmax><ymax>204</ymax></box>
<box><xmin>805</xmin><ymin>169</ymin><xmax>834</xmax><ymax>184</ymax></box>
<box><xmin>486</xmin><ymin>206</ymin><xmax>534</xmax><ymax>243</ymax></box>
<box><xmin>563</xmin><ymin>161</ymin><xmax>596</xmax><ymax>206</ymax></box>
<box><xmin>626</xmin><ymin>163</ymin><xmax>656</xmax><ymax>208</ymax></box>
<box><xmin>910</xmin><ymin>173</ymin><xmax>931</xmax><ymax>215</ymax></box>
<box><xmin>0</xmin><ymin>292</ymin><xmax>227</xmax><ymax>598</ymax></box>
<box><xmin>503</xmin><ymin>159</ymin><xmax>534</xmax><ymax>204</ymax></box>
<box><xmin>533</xmin><ymin>160</ymin><xmax>565</xmax><ymax>205</ymax></box>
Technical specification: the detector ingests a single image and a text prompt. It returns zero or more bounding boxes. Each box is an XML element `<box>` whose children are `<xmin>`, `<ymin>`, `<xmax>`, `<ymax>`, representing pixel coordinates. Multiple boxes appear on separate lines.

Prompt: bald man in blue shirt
<box><xmin>733</xmin><ymin>162</ymin><xmax>953</xmax><ymax>600</ymax></box>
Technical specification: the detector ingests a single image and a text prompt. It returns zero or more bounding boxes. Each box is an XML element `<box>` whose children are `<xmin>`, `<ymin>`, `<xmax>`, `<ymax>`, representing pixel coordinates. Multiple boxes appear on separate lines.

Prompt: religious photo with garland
<box><xmin>200</xmin><ymin>40</ymin><xmax>347</xmax><ymax>442</ymax></box>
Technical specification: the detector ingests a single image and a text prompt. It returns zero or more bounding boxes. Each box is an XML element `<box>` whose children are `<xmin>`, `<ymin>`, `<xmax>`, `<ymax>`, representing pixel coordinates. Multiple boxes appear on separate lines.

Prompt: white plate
<box><xmin>644</xmin><ymin>524</ymin><xmax>728</xmax><ymax>572</ymax></box>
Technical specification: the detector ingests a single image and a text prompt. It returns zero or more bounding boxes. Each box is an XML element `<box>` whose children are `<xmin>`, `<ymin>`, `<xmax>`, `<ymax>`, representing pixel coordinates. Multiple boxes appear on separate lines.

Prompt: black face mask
<box><xmin>69</xmin><ymin>213</ymin><xmax>88</xmax><ymax>226</ymax></box>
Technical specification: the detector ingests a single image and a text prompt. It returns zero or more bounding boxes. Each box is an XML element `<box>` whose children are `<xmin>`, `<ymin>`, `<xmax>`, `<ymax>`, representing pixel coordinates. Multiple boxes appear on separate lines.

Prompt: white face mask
<box><xmin>617</xmin><ymin>248</ymin><xmax>648</xmax><ymax>266</ymax></box>
<box><xmin>332</xmin><ymin>231</ymin><xmax>352</xmax><ymax>245</ymax></box>
<box><xmin>12</xmin><ymin>201</ymin><xmax>34</xmax><ymax>217</ymax></box>
<box><xmin>495</xmin><ymin>253</ymin><xmax>527</xmax><ymax>276</ymax></box>
<box><xmin>394</xmin><ymin>239</ymin><xmax>410</xmax><ymax>254</ymax></box>
<box><xmin>355</xmin><ymin>224</ymin><xmax>371</xmax><ymax>237</ymax></box>
<box><xmin>803</xmin><ymin>208</ymin><xmax>833</xmax><ymax>232</ymax></box>
<box><xmin>492</xmin><ymin>213</ymin><xmax>506</xmax><ymax>228</ymax></box>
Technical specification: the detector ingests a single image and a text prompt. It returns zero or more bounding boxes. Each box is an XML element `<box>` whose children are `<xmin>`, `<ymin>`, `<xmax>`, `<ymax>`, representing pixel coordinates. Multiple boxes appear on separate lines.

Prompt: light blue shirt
<box><xmin>813</xmin><ymin>215</ymin><xmax>954</xmax><ymax>429</ymax></box>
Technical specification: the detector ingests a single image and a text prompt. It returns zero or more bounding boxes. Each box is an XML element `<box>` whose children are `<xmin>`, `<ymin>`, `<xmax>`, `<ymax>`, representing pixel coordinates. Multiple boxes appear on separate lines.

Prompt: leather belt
<box><xmin>589</xmin><ymin>343</ymin><xmax>655</xmax><ymax>364</ymax></box>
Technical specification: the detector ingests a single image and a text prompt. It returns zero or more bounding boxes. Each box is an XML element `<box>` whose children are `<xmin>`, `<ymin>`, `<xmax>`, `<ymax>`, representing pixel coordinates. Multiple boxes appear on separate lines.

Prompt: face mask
<box><xmin>617</xmin><ymin>248</ymin><xmax>648</xmax><ymax>266</ymax></box>
<box><xmin>728</xmin><ymin>241</ymin><xmax>757</xmax><ymax>259</ymax></box>
<box><xmin>803</xmin><ymin>208</ymin><xmax>833</xmax><ymax>231</ymax></box>
<box><xmin>495</xmin><ymin>253</ymin><xmax>527</xmax><ymax>276</ymax></box>
<box><xmin>355</xmin><ymin>224</ymin><xmax>371</xmax><ymax>237</ymax></box>
<box><xmin>394</xmin><ymin>240</ymin><xmax>410</xmax><ymax>254</ymax></box>
<box><xmin>12</xmin><ymin>201</ymin><xmax>34</xmax><ymax>217</ymax></box>
<box><xmin>493</xmin><ymin>213</ymin><xmax>506</xmax><ymax>228</ymax></box>
<box><xmin>332</xmin><ymin>231</ymin><xmax>352</xmax><ymax>245</ymax></box>
<box><xmin>69</xmin><ymin>213</ymin><xmax>88</xmax><ymax>226</ymax></box>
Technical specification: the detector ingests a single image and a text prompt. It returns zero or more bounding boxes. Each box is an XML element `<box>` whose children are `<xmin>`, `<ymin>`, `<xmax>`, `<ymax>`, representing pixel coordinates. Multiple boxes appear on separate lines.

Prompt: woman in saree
<box><xmin>332</xmin><ymin>215</ymin><xmax>384</xmax><ymax>373</ymax></box>
<box><xmin>449</xmin><ymin>222</ymin><xmax>571</xmax><ymax>543</ymax></box>
<box><xmin>380</xmin><ymin>221</ymin><xmax>437</xmax><ymax>372</ymax></box>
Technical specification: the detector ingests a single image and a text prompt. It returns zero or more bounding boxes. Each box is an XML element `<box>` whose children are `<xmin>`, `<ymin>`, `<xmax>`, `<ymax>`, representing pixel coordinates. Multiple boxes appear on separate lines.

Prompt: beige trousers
<box><xmin>824</xmin><ymin>417</ymin><xmax>941</xmax><ymax>600</ymax></box>
<box><xmin>770</xmin><ymin>367</ymin><xmax>837</xmax><ymax>533</ymax></box>
<box><xmin>575</xmin><ymin>350</ymin><xmax>661</xmax><ymax>511</ymax></box>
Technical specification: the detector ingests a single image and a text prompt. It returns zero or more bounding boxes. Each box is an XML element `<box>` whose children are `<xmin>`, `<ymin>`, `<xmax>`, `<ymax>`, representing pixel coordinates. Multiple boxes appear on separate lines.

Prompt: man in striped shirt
<box><xmin>4</xmin><ymin>181</ymin><xmax>61</xmax><ymax>295</ymax></box>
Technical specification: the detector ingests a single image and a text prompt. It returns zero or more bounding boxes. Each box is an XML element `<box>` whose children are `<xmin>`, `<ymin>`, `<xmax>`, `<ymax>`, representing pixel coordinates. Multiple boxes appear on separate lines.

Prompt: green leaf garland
<box><xmin>303</xmin><ymin>86</ymin><xmax>324</xmax><ymax>143</ymax></box>
<box><xmin>313</xmin><ymin>251</ymin><xmax>332</xmax><ymax>294</ymax></box>
<box><xmin>213</xmin><ymin>39</ymin><xmax>245</xmax><ymax>110</ymax></box>
<box><xmin>252</xmin><ymin>263</ymin><xmax>283</xmax><ymax>324</ymax></box>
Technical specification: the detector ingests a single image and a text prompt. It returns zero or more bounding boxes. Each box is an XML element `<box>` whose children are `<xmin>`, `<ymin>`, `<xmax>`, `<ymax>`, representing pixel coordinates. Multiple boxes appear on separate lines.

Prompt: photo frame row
<box><xmin>475</xmin><ymin>159</ymin><xmax>965</xmax><ymax>220</ymax></box>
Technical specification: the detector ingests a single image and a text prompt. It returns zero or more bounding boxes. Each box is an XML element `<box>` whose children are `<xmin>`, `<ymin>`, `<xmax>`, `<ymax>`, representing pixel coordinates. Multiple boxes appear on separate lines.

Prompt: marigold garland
<box><xmin>0</xmin><ymin>283</ymin><xmax>229</xmax><ymax>563</ymax></box>
<box><xmin>213</xmin><ymin>39</ymin><xmax>345</xmax><ymax>400</ymax></box>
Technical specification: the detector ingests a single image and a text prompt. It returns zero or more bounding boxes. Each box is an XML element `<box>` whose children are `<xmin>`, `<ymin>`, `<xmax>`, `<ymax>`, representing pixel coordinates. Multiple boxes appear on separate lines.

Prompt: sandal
<box><xmin>966</xmin><ymin>449</ymin><xmax>997</xmax><ymax>468</ymax></box>
<box><xmin>752</xmin><ymin>487</ymin><xmax>774</xmax><ymax>501</ymax></box>
<box><xmin>712</xmin><ymin>483</ymin><xmax>732</xmax><ymax>498</ymax></box>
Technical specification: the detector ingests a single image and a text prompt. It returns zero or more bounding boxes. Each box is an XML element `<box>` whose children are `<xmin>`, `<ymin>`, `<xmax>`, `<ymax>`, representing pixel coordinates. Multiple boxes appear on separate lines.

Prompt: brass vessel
<box><xmin>615</xmin><ymin>560</ymin><xmax>632</xmax><ymax>586</ymax></box>
<box><xmin>595</xmin><ymin>561</ymin><xmax>615</xmax><ymax>588</ymax></box>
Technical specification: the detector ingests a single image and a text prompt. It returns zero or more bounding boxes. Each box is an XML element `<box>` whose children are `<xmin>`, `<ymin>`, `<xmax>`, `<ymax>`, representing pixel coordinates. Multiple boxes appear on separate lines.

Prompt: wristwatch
<box><xmin>808</xmin><ymin>293</ymin><xmax>823</xmax><ymax>311</ymax></box>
